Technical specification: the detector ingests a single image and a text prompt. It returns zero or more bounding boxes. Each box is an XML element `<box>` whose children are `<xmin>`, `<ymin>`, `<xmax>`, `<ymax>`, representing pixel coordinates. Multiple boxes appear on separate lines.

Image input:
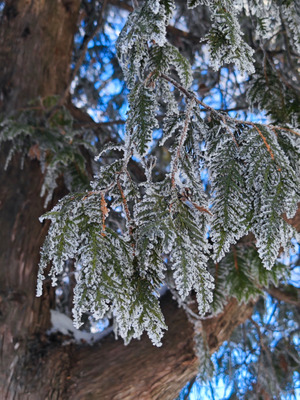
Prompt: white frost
<box><xmin>48</xmin><ymin>310</ymin><xmax>113</xmax><ymax>345</ymax></box>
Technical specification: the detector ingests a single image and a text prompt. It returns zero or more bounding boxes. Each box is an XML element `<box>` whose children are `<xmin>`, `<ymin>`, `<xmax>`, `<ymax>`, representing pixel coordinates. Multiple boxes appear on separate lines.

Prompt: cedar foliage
<box><xmin>35</xmin><ymin>0</ymin><xmax>300</xmax><ymax>344</ymax></box>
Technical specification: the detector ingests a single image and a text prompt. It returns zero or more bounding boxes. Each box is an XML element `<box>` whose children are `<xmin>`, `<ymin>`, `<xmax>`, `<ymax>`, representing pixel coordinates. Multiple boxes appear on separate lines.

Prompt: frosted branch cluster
<box><xmin>36</xmin><ymin>0</ymin><xmax>300</xmax><ymax>346</ymax></box>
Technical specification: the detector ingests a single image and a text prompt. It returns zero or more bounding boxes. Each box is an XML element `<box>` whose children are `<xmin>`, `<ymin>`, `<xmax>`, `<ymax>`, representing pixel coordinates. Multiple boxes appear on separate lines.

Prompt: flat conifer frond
<box><xmin>34</xmin><ymin>0</ymin><xmax>300</xmax><ymax>347</ymax></box>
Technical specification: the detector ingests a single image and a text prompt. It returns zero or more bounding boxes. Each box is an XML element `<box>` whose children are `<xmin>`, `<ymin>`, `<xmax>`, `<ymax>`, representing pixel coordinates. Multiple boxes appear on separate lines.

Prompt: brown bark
<box><xmin>266</xmin><ymin>285</ymin><xmax>300</xmax><ymax>307</ymax></box>
<box><xmin>0</xmin><ymin>1</ymin><xmax>80</xmax><ymax>398</ymax></box>
<box><xmin>0</xmin><ymin>146</ymin><xmax>64</xmax><ymax>398</ymax></box>
<box><xmin>0</xmin><ymin>0</ymin><xmax>80</xmax><ymax>112</ymax></box>
<box><xmin>65</xmin><ymin>297</ymin><xmax>254</xmax><ymax>400</ymax></box>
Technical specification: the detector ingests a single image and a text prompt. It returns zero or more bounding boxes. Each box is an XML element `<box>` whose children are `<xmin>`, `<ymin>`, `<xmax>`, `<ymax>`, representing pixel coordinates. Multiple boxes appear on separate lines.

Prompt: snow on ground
<box><xmin>49</xmin><ymin>310</ymin><xmax>113</xmax><ymax>345</ymax></box>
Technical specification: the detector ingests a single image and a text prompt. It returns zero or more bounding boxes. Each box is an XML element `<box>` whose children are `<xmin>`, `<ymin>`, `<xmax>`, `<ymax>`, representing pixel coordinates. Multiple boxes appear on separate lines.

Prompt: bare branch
<box><xmin>160</xmin><ymin>73</ymin><xmax>300</xmax><ymax>138</ymax></box>
<box><xmin>266</xmin><ymin>285</ymin><xmax>300</xmax><ymax>307</ymax></box>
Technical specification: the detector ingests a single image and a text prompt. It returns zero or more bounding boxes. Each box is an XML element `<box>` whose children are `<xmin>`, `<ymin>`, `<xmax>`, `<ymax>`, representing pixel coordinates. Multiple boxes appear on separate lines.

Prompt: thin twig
<box><xmin>221</xmin><ymin>115</ymin><xmax>239</xmax><ymax>148</ymax></box>
<box><xmin>76</xmin><ymin>119</ymin><xmax>126</xmax><ymax>127</ymax></box>
<box><xmin>75</xmin><ymin>106</ymin><xmax>250</xmax><ymax>128</ymax></box>
<box><xmin>117</xmin><ymin>178</ymin><xmax>133</xmax><ymax>235</ymax></box>
<box><xmin>272</xmin><ymin>126</ymin><xmax>300</xmax><ymax>137</ymax></box>
<box><xmin>67</xmin><ymin>0</ymin><xmax>109</xmax><ymax>100</ymax></box>
<box><xmin>183</xmin><ymin>375</ymin><xmax>197</xmax><ymax>400</ymax></box>
<box><xmin>160</xmin><ymin>72</ymin><xmax>300</xmax><ymax>138</ymax></box>
<box><xmin>233</xmin><ymin>246</ymin><xmax>239</xmax><ymax>272</ymax></box>
<box><xmin>100</xmin><ymin>193</ymin><xmax>109</xmax><ymax>236</ymax></box>
<box><xmin>81</xmin><ymin>180</ymin><xmax>117</xmax><ymax>201</ymax></box>
<box><xmin>131</xmin><ymin>0</ymin><xmax>139</xmax><ymax>9</ymax></box>
<box><xmin>265</xmin><ymin>285</ymin><xmax>300</xmax><ymax>307</ymax></box>
<box><xmin>169</xmin><ymin>287</ymin><xmax>201</xmax><ymax>322</ymax></box>
<box><xmin>250</xmin><ymin>317</ymin><xmax>281</xmax><ymax>399</ymax></box>
<box><xmin>248</xmin><ymin>122</ymin><xmax>274</xmax><ymax>160</ymax></box>
<box><xmin>46</xmin><ymin>0</ymin><xmax>108</xmax><ymax>119</ymax></box>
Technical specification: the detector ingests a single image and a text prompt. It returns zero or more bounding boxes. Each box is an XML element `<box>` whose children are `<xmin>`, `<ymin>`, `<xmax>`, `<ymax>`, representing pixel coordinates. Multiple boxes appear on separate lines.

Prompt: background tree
<box><xmin>0</xmin><ymin>0</ymin><xmax>299</xmax><ymax>399</ymax></box>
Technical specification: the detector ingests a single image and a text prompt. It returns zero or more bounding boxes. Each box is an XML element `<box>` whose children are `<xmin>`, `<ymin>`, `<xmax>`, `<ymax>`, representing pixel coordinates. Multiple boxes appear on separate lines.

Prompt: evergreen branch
<box><xmin>117</xmin><ymin>177</ymin><xmax>134</xmax><ymax>238</ymax></box>
<box><xmin>171</xmin><ymin>98</ymin><xmax>195</xmax><ymax>188</ymax></box>
<box><xmin>108</xmin><ymin>0</ymin><xmax>201</xmax><ymax>44</ymax></box>
<box><xmin>160</xmin><ymin>73</ymin><xmax>300</xmax><ymax>138</ymax></box>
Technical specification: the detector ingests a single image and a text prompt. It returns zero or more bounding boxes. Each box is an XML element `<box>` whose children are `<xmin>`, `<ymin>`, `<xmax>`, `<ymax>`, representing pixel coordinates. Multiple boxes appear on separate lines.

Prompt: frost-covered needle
<box><xmin>178</xmin><ymin>190</ymin><xmax>212</xmax><ymax>216</ymax></box>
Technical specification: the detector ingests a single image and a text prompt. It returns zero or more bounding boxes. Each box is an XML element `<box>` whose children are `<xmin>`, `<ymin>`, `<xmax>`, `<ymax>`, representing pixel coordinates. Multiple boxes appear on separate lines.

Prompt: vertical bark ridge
<box><xmin>0</xmin><ymin>0</ymin><xmax>81</xmax><ymax>112</ymax></box>
<box><xmin>0</xmin><ymin>1</ymin><xmax>80</xmax><ymax>397</ymax></box>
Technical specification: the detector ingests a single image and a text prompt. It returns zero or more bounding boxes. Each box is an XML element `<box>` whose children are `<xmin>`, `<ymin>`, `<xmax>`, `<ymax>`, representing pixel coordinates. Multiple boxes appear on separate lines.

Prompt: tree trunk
<box><xmin>0</xmin><ymin>0</ymin><xmax>80</xmax><ymax>112</ymax></box>
<box><xmin>0</xmin><ymin>1</ymin><xmax>299</xmax><ymax>399</ymax></box>
<box><xmin>0</xmin><ymin>0</ymin><xmax>80</xmax><ymax>398</ymax></box>
<box><xmin>0</xmin><ymin>149</ymin><xmax>68</xmax><ymax>399</ymax></box>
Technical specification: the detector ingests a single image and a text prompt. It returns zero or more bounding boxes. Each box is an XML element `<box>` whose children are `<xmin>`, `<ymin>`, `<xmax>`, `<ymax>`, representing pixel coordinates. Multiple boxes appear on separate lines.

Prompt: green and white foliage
<box><xmin>240</xmin><ymin>0</ymin><xmax>300</xmax><ymax>51</ymax></box>
<box><xmin>37</xmin><ymin>190</ymin><xmax>167</xmax><ymax>346</ymax></box>
<box><xmin>282</xmin><ymin>1</ymin><xmax>300</xmax><ymax>54</ymax></box>
<box><xmin>149</xmin><ymin>43</ymin><xmax>193</xmax><ymax>88</ymax></box>
<box><xmin>116</xmin><ymin>0</ymin><xmax>175</xmax><ymax>88</ymax></box>
<box><xmin>209</xmin><ymin>246</ymin><xmax>290</xmax><ymax>314</ymax></box>
<box><xmin>239</xmin><ymin>0</ymin><xmax>281</xmax><ymax>39</ymax></box>
<box><xmin>126</xmin><ymin>83</ymin><xmax>159</xmax><ymax>156</ymax></box>
<box><xmin>240</xmin><ymin>125</ymin><xmax>300</xmax><ymax>269</ymax></box>
<box><xmin>132</xmin><ymin>141</ymin><xmax>213</xmax><ymax>315</ymax></box>
<box><xmin>35</xmin><ymin>0</ymin><xmax>300</xmax><ymax>347</ymax></box>
<box><xmin>247</xmin><ymin>64</ymin><xmax>300</xmax><ymax>126</ymax></box>
<box><xmin>206</xmin><ymin>124</ymin><xmax>250</xmax><ymax>261</ymax></box>
<box><xmin>205</xmin><ymin>118</ymin><xmax>300</xmax><ymax>269</ymax></box>
<box><xmin>186</xmin><ymin>0</ymin><xmax>300</xmax><ymax>75</ymax></box>
<box><xmin>202</xmin><ymin>0</ymin><xmax>255</xmax><ymax>73</ymax></box>
<box><xmin>0</xmin><ymin>101</ymin><xmax>92</xmax><ymax>205</ymax></box>
<box><xmin>244</xmin><ymin>0</ymin><xmax>300</xmax><ymax>126</ymax></box>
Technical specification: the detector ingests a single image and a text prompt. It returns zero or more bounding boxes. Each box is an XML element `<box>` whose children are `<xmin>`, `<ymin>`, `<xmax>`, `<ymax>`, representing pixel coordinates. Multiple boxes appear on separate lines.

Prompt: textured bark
<box><xmin>0</xmin><ymin>148</ymin><xmax>62</xmax><ymax>398</ymax></box>
<box><xmin>64</xmin><ymin>296</ymin><xmax>254</xmax><ymax>400</ymax></box>
<box><xmin>0</xmin><ymin>0</ymin><xmax>80</xmax><ymax>398</ymax></box>
<box><xmin>0</xmin><ymin>0</ymin><xmax>80</xmax><ymax>112</ymax></box>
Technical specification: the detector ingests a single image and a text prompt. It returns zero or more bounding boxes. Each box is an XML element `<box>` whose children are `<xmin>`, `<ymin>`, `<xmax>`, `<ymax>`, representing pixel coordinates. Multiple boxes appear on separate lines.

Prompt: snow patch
<box><xmin>49</xmin><ymin>310</ymin><xmax>113</xmax><ymax>345</ymax></box>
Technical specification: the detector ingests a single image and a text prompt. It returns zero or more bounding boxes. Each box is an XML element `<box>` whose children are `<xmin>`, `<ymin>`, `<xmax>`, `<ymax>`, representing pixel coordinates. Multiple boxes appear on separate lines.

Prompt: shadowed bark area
<box><xmin>0</xmin><ymin>0</ymin><xmax>80</xmax><ymax>112</ymax></box>
<box><xmin>0</xmin><ymin>0</ymin><xmax>80</xmax><ymax>398</ymax></box>
<box><xmin>68</xmin><ymin>294</ymin><xmax>198</xmax><ymax>400</ymax></box>
<box><xmin>0</xmin><ymin>149</ymin><xmax>60</xmax><ymax>398</ymax></box>
<box><xmin>65</xmin><ymin>296</ymin><xmax>255</xmax><ymax>400</ymax></box>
